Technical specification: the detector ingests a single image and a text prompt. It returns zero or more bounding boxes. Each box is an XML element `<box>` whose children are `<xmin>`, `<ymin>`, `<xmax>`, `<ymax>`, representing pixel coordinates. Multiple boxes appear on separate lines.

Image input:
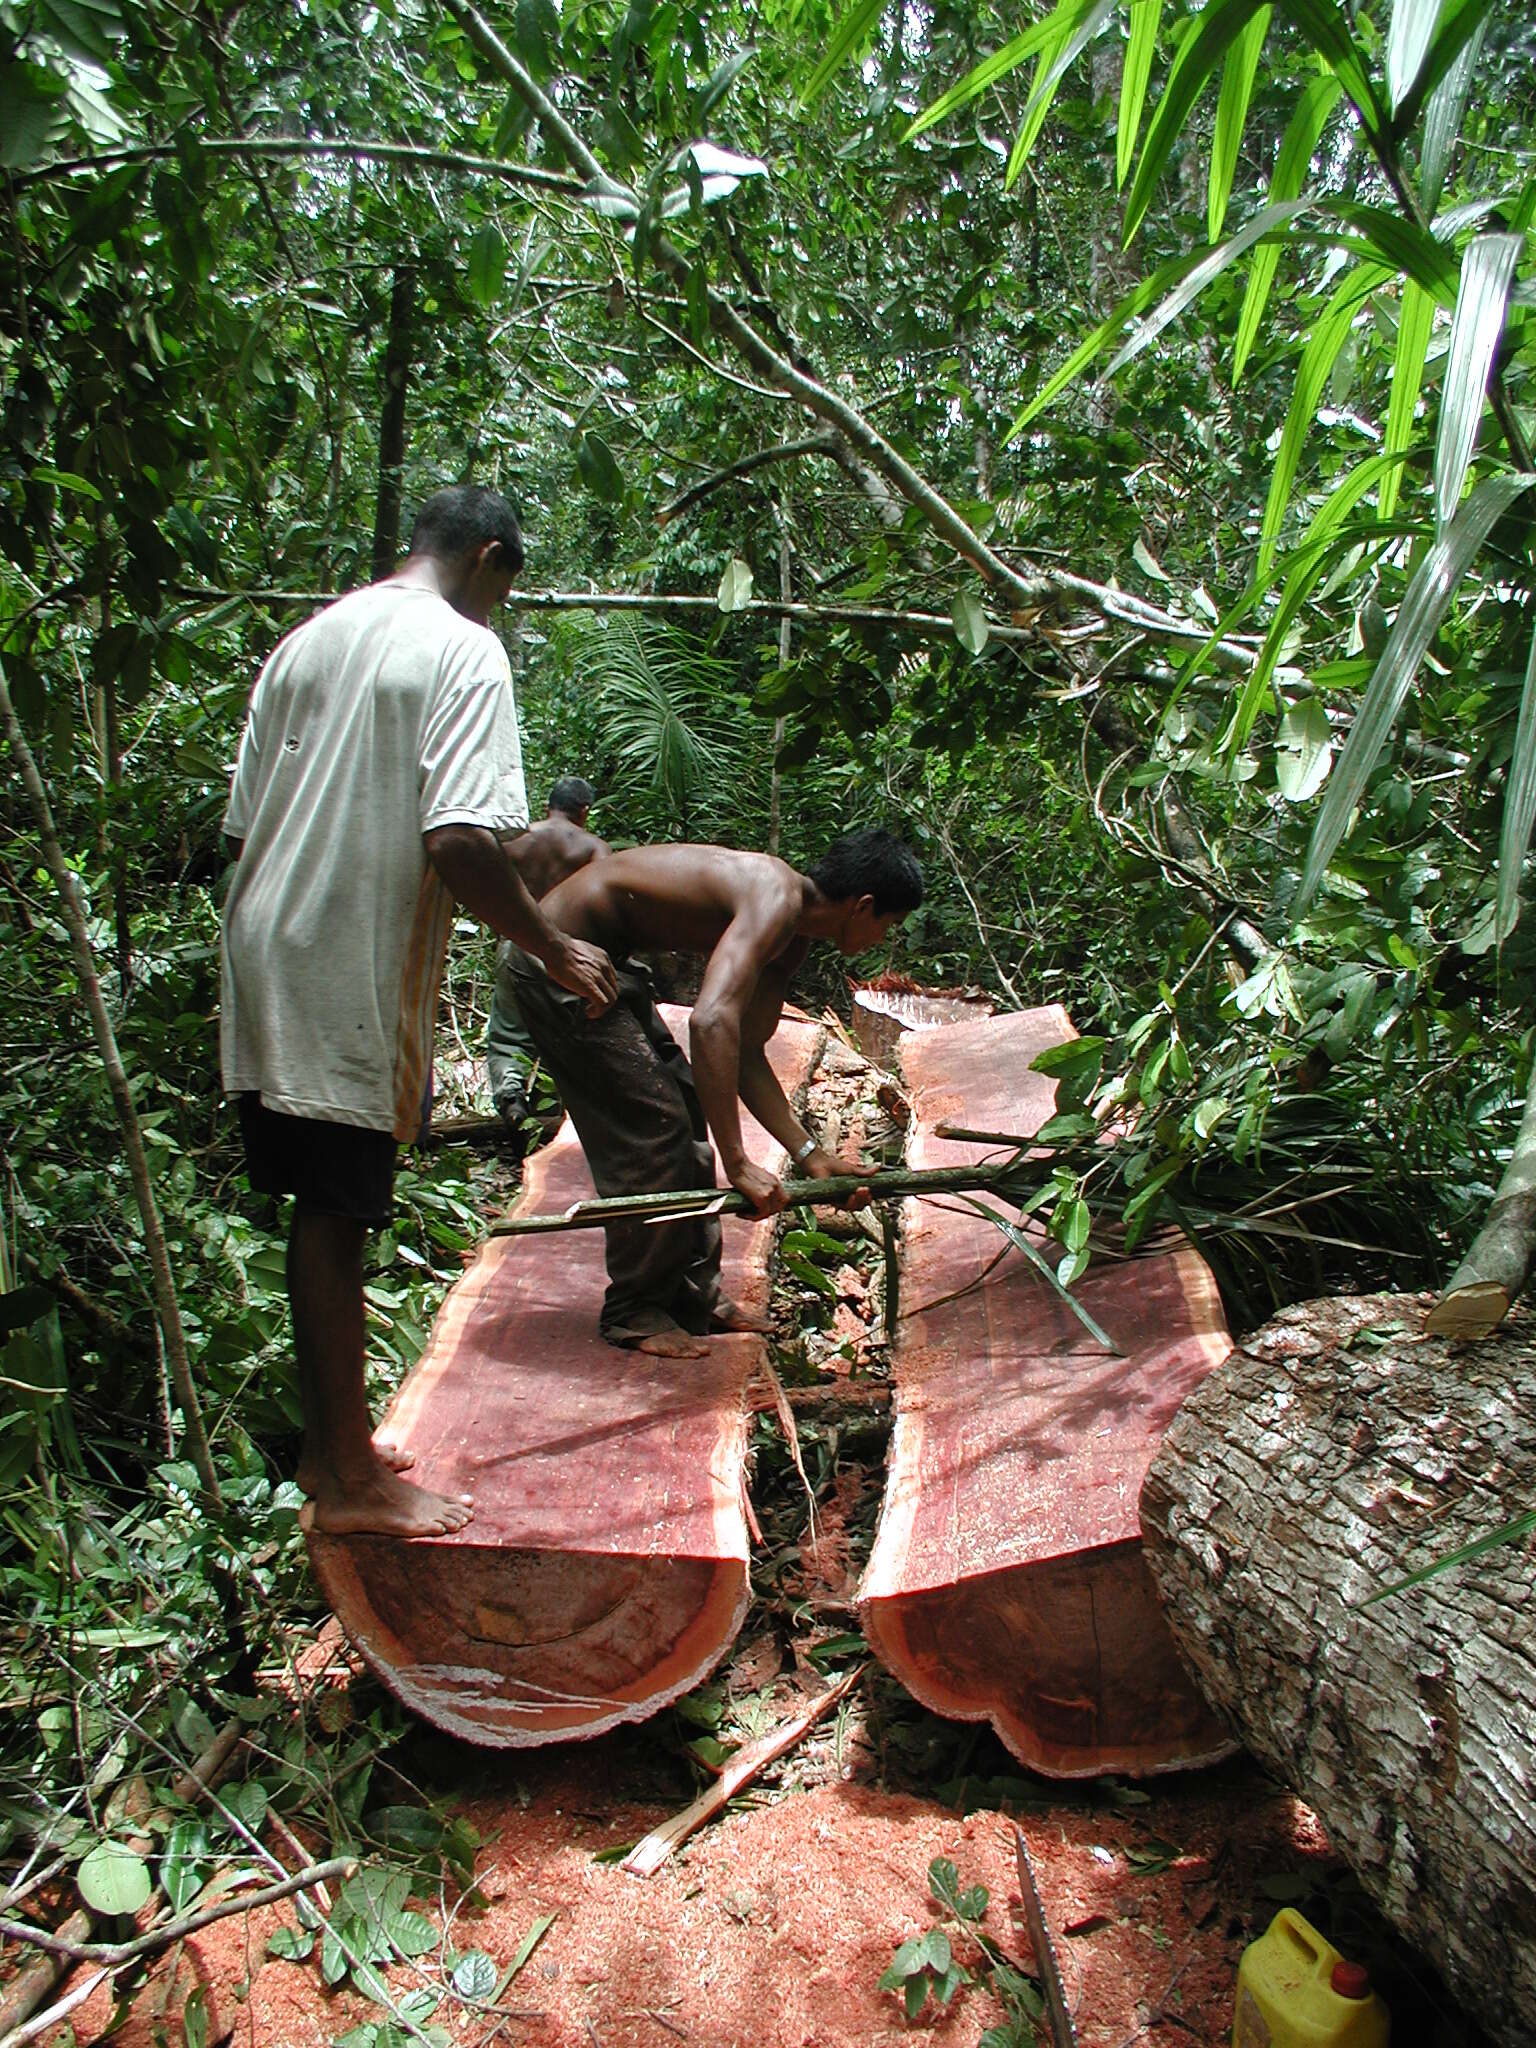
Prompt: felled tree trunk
<box><xmin>857</xmin><ymin>1005</ymin><xmax>1234</xmax><ymax>1779</ymax></box>
<box><xmin>1141</xmin><ymin>1293</ymin><xmax>1536</xmax><ymax>2048</ymax></box>
<box><xmin>308</xmin><ymin>1013</ymin><xmax>819</xmax><ymax>1746</ymax></box>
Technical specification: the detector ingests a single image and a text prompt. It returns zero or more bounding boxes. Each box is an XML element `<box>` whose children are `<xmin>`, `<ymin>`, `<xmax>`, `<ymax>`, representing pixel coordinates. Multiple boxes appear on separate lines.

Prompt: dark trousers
<box><xmin>507</xmin><ymin>952</ymin><xmax>722</xmax><ymax>1344</ymax></box>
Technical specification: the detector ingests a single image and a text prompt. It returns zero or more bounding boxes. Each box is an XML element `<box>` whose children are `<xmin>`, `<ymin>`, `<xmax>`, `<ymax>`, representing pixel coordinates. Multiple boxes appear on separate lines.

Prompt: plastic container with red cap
<box><xmin>1233</xmin><ymin>1908</ymin><xmax>1390</xmax><ymax>2047</ymax></box>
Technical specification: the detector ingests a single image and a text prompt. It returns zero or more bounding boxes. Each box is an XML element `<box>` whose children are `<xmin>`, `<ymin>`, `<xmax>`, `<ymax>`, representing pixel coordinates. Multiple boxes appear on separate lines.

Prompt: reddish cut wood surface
<box><xmin>307</xmin><ymin>1011</ymin><xmax>820</xmax><ymax>1747</ymax></box>
<box><xmin>858</xmin><ymin>1007</ymin><xmax>1234</xmax><ymax>1778</ymax></box>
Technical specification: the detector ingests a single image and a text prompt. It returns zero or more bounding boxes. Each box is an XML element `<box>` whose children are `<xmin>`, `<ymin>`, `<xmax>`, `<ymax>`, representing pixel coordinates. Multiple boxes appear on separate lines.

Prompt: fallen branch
<box><xmin>489</xmin><ymin>1158</ymin><xmax>1038</xmax><ymax>1235</ymax></box>
<box><xmin>0</xmin><ymin>1719</ymin><xmax>240</xmax><ymax>2042</ymax></box>
<box><xmin>621</xmin><ymin>1664</ymin><xmax>866</xmax><ymax>1877</ymax></box>
<box><xmin>0</xmin><ymin>1858</ymin><xmax>354</xmax><ymax>1970</ymax></box>
<box><xmin>1425</xmin><ymin>1057</ymin><xmax>1536</xmax><ymax>1339</ymax></box>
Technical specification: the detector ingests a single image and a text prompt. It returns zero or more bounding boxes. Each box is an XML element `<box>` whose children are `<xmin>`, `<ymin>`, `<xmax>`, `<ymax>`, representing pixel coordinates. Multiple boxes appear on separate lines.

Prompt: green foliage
<box><xmin>879</xmin><ymin>1856</ymin><xmax>1045</xmax><ymax>2034</ymax></box>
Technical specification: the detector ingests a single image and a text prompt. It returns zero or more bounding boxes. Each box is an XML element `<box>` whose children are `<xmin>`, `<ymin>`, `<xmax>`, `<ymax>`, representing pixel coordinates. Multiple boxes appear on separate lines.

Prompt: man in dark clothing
<box><xmin>507</xmin><ymin>829</ymin><xmax>923</xmax><ymax>1357</ymax></box>
<box><xmin>485</xmin><ymin>777</ymin><xmax>608</xmax><ymax>1130</ymax></box>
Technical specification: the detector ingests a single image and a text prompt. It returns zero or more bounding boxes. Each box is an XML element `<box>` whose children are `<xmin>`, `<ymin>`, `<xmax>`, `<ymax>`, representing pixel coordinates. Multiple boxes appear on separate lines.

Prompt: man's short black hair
<box><xmin>548</xmin><ymin>776</ymin><xmax>596</xmax><ymax>817</ymax></box>
<box><xmin>408</xmin><ymin>486</ymin><xmax>525</xmax><ymax>576</ymax></box>
<box><xmin>808</xmin><ymin>828</ymin><xmax>924</xmax><ymax>915</ymax></box>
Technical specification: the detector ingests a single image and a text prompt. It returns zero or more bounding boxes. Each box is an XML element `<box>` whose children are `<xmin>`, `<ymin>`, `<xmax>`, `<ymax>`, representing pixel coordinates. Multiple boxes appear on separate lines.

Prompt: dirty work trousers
<box><xmin>506</xmin><ymin>951</ymin><xmax>722</xmax><ymax>1345</ymax></box>
<box><xmin>485</xmin><ymin>941</ymin><xmax>546</xmax><ymax>1119</ymax></box>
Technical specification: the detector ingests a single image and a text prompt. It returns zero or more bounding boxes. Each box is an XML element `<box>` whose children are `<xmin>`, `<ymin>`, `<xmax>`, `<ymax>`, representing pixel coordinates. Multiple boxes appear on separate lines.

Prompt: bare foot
<box><xmin>634</xmin><ymin>1328</ymin><xmax>712</xmax><ymax>1359</ymax></box>
<box><xmin>306</xmin><ymin>1458</ymin><xmax>474</xmax><ymax>1539</ymax></box>
<box><xmin>710</xmin><ymin>1299</ymin><xmax>773</xmax><ymax>1335</ymax></box>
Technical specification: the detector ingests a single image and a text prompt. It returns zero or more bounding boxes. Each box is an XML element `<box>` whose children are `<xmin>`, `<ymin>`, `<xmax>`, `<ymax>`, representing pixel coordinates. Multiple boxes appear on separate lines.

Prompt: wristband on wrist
<box><xmin>792</xmin><ymin>1134</ymin><xmax>819</xmax><ymax>1165</ymax></box>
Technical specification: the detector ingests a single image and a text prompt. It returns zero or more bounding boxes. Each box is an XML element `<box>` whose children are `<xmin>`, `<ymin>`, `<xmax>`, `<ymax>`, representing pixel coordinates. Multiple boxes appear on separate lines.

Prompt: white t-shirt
<box><xmin>220</xmin><ymin>582</ymin><xmax>528</xmax><ymax>1138</ymax></box>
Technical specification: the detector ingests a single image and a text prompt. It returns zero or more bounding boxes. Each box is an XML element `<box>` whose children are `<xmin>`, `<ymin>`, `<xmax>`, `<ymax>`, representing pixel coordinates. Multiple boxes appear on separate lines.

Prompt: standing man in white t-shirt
<box><xmin>221</xmin><ymin>486</ymin><xmax>617</xmax><ymax>1539</ymax></box>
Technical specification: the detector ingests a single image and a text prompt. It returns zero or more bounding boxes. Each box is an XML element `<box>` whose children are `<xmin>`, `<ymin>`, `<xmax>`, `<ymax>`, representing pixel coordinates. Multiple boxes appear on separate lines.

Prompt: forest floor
<box><xmin>44</xmin><ymin>1015</ymin><xmax>1487</xmax><ymax>2048</ymax></box>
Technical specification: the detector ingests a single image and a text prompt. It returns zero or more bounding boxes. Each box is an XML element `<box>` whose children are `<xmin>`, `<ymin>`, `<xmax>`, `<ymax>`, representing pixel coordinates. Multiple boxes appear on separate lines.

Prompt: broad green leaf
<box><xmin>904</xmin><ymin>0</ymin><xmax>1107</xmax><ymax>142</ymax></box>
<box><xmin>36</xmin><ymin>0</ymin><xmax>125</xmax><ymax>66</ymax></box>
<box><xmin>1209</xmin><ymin>7</ymin><xmax>1271</xmax><ymax>242</ymax></box>
<box><xmin>880</xmin><ymin>1938</ymin><xmax>929</xmax><ymax>1987</ymax></box>
<box><xmin>1124</xmin><ymin>0</ymin><xmax>1272</xmax><ymax>246</ymax></box>
<box><xmin>1005</xmin><ymin>0</ymin><xmax>1115</xmax><ymax>189</ymax></box>
<box><xmin>1107</xmin><ymin>200</ymin><xmax>1307</xmax><ymax>376</ymax></box>
<box><xmin>1221</xmin><ymin>486</ymin><xmax>1404</xmax><ymax>753</ymax></box>
<box><xmin>1433</xmin><ymin>234</ymin><xmax>1522</xmax><ymax>533</ymax></box>
<box><xmin>1258</xmin><ymin>262</ymin><xmax>1392</xmax><ymax>578</ymax></box>
<box><xmin>1295</xmin><ymin>473</ymin><xmax>1536</xmax><ymax>913</ymax></box>
<box><xmin>1276</xmin><ymin>0</ymin><xmax>1385</xmax><ymax>139</ymax></box>
<box><xmin>78</xmin><ymin>1839</ymin><xmax>152</xmax><ymax>1916</ymax></box>
<box><xmin>0</xmin><ymin>61</ymin><xmax>67</xmax><ymax>171</ymax></box>
<box><xmin>1233</xmin><ymin>73</ymin><xmax>1343</xmax><ymax>382</ymax></box>
<box><xmin>1495</xmin><ymin>616</ymin><xmax>1536</xmax><ymax>946</ymax></box>
<box><xmin>1059</xmin><ymin>1197</ymin><xmax>1091</xmax><ymax>1253</ymax></box>
<box><xmin>1030</xmin><ymin>1033</ymin><xmax>1106</xmax><ymax>1075</ymax></box>
<box><xmin>1381</xmin><ymin>278</ymin><xmax>1435</xmax><ymax>521</ymax></box>
<box><xmin>952</xmin><ymin>588</ymin><xmax>989</xmax><ymax>655</ymax></box>
<box><xmin>1390</xmin><ymin>0</ymin><xmax>1497</xmax><ymax>137</ymax></box>
<box><xmin>451</xmin><ymin>1950</ymin><xmax>498</xmax><ymax>2001</ymax></box>
<box><xmin>160</xmin><ymin>1819</ymin><xmax>215</xmax><ymax>1912</ymax></box>
<box><xmin>1419</xmin><ymin>17</ymin><xmax>1486</xmax><ymax>214</ymax></box>
<box><xmin>1324</xmin><ymin>201</ymin><xmax>1457</xmax><ymax>303</ymax></box>
<box><xmin>1193</xmin><ymin>1096</ymin><xmax>1230</xmax><ymax>1140</ymax></box>
<box><xmin>959</xmin><ymin>1196</ymin><xmax>1119</xmax><ymax>1350</ymax></box>
<box><xmin>576</xmin><ymin>432</ymin><xmax>624</xmax><ymax>503</ymax></box>
<box><xmin>1386</xmin><ymin>0</ymin><xmax>1440</xmax><ymax>114</ymax></box>
<box><xmin>1275</xmin><ymin>694</ymin><xmax>1333</xmax><ymax>801</ymax></box>
<box><xmin>696</xmin><ymin>46</ymin><xmax>755</xmax><ymax>124</ymax></box>
<box><xmin>266</xmin><ymin>1925</ymin><xmax>314</xmax><ymax>1962</ymax></box>
<box><xmin>30</xmin><ymin>465</ymin><xmax>103</xmax><ymax>501</ymax></box>
<box><xmin>716</xmin><ymin>557</ymin><xmax>753</xmax><ymax>611</ymax></box>
<box><xmin>800</xmin><ymin>0</ymin><xmax>884</xmax><ymax>109</ymax></box>
<box><xmin>465</xmin><ymin>224</ymin><xmax>506</xmax><ymax>308</ymax></box>
<box><xmin>1117</xmin><ymin>0</ymin><xmax>1164</xmax><ymax>190</ymax></box>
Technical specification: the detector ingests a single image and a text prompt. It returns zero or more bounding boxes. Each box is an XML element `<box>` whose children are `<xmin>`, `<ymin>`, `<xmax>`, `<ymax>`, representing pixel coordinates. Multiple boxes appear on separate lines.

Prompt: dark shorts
<box><xmin>238</xmin><ymin>1095</ymin><xmax>396</xmax><ymax>1225</ymax></box>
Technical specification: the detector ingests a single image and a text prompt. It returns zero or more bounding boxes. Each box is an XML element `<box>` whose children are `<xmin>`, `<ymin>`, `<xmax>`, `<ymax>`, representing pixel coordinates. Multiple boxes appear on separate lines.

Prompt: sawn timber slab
<box><xmin>857</xmin><ymin>1006</ymin><xmax>1236</xmax><ymax>1778</ymax></box>
<box><xmin>306</xmin><ymin>1011</ymin><xmax>821</xmax><ymax>1747</ymax></box>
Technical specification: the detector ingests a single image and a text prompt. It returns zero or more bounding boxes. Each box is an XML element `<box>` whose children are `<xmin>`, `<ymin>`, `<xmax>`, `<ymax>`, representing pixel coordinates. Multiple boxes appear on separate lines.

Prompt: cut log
<box><xmin>306</xmin><ymin>1012</ymin><xmax>821</xmax><ymax>1747</ymax></box>
<box><xmin>857</xmin><ymin>1005</ymin><xmax>1234</xmax><ymax>1779</ymax></box>
<box><xmin>1141</xmin><ymin>1292</ymin><xmax>1536</xmax><ymax>2048</ymax></box>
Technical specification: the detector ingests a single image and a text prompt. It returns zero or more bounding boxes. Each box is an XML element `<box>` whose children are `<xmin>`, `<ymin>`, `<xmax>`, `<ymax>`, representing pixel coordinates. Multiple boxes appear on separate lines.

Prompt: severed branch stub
<box><xmin>1425</xmin><ymin>1058</ymin><xmax>1536</xmax><ymax>1340</ymax></box>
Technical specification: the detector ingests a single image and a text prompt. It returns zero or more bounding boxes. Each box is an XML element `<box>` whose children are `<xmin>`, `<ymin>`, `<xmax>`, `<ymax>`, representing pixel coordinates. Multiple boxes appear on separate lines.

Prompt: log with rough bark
<box><xmin>306</xmin><ymin>1012</ymin><xmax>820</xmax><ymax>1747</ymax></box>
<box><xmin>1140</xmin><ymin>1292</ymin><xmax>1536</xmax><ymax>2048</ymax></box>
<box><xmin>857</xmin><ymin>1005</ymin><xmax>1235</xmax><ymax>1778</ymax></box>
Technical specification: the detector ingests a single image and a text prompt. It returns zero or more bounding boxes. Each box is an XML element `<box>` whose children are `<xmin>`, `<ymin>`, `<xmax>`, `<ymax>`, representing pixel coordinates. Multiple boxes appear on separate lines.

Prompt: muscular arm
<box><xmin>688</xmin><ymin>900</ymin><xmax>801</xmax><ymax>1197</ymax></box>
<box><xmin>424</xmin><ymin>824</ymin><xmax>616</xmax><ymax>1016</ymax></box>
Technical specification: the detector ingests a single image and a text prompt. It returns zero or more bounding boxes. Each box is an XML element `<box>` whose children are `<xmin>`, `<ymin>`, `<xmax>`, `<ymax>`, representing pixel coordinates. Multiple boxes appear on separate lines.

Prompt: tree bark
<box><xmin>1141</xmin><ymin>1292</ymin><xmax>1536</xmax><ymax>2048</ymax></box>
<box><xmin>371</xmin><ymin>265</ymin><xmax>415</xmax><ymax>582</ymax></box>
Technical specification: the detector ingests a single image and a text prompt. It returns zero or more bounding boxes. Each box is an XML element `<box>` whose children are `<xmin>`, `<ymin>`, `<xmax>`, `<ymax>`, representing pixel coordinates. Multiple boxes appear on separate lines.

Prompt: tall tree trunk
<box><xmin>1141</xmin><ymin>1292</ymin><xmax>1536</xmax><ymax>2048</ymax></box>
<box><xmin>768</xmin><ymin>499</ymin><xmax>792</xmax><ymax>857</ymax></box>
<box><xmin>0</xmin><ymin>651</ymin><xmax>218</xmax><ymax>1505</ymax></box>
<box><xmin>372</xmin><ymin>265</ymin><xmax>416</xmax><ymax>582</ymax></box>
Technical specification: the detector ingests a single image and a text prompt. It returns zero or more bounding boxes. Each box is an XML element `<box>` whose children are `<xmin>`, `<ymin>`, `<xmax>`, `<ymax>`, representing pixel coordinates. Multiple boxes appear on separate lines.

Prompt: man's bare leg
<box><xmin>289</xmin><ymin>1208</ymin><xmax>472</xmax><ymax>1537</ymax></box>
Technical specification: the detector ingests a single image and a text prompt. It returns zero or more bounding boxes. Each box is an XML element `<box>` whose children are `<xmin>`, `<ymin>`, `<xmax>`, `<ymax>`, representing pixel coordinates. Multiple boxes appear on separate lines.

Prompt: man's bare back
<box><xmin>504</xmin><ymin>811</ymin><xmax>610</xmax><ymax>901</ymax></box>
<box><xmin>540</xmin><ymin>844</ymin><xmax>803</xmax><ymax>960</ymax></box>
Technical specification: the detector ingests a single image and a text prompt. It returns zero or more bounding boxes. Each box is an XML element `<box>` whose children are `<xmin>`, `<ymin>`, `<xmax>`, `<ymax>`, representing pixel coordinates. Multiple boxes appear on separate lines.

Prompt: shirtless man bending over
<box><xmin>505</xmin><ymin>828</ymin><xmax>923</xmax><ymax>1357</ymax></box>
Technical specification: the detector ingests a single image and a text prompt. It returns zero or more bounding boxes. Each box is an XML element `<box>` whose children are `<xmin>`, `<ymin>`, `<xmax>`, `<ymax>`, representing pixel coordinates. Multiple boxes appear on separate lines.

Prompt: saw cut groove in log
<box><xmin>858</xmin><ymin>1006</ymin><xmax>1235</xmax><ymax>1778</ymax></box>
<box><xmin>1141</xmin><ymin>1293</ymin><xmax>1536</xmax><ymax>2048</ymax></box>
<box><xmin>306</xmin><ymin>1013</ymin><xmax>821</xmax><ymax>1747</ymax></box>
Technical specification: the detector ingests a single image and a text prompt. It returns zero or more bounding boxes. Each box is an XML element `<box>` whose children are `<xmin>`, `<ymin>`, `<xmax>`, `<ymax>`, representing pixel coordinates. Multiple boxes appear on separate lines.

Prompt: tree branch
<box><xmin>13</xmin><ymin>137</ymin><xmax>583</xmax><ymax>194</ymax></box>
<box><xmin>657</xmin><ymin>436</ymin><xmax>840</xmax><ymax>525</ymax></box>
<box><xmin>0</xmin><ymin>1860</ymin><xmax>354</xmax><ymax>1971</ymax></box>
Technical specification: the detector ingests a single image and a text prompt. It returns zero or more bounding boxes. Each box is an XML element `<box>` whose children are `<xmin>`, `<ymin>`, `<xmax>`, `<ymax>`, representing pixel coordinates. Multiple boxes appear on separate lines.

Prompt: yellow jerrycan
<box><xmin>1233</xmin><ymin>1908</ymin><xmax>1390</xmax><ymax>2048</ymax></box>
